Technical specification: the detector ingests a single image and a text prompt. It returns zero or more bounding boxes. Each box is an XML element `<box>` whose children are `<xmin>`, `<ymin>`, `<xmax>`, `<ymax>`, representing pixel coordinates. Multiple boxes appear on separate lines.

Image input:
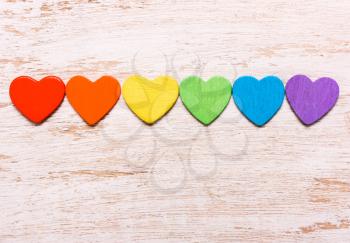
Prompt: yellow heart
<box><xmin>122</xmin><ymin>75</ymin><xmax>179</xmax><ymax>124</ymax></box>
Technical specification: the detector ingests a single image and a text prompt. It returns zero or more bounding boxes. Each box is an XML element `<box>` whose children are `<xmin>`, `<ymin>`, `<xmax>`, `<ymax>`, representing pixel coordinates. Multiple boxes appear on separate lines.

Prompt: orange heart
<box><xmin>10</xmin><ymin>76</ymin><xmax>65</xmax><ymax>124</ymax></box>
<box><xmin>66</xmin><ymin>76</ymin><xmax>121</xmax><ymax>125</ymax></box>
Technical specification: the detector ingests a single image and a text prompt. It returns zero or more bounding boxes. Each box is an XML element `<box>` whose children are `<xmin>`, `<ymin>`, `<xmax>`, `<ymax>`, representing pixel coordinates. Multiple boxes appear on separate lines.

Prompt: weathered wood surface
<box><xmin>0</xmin><ymin>0</ymin><xmax>350</xmax><ymax>242</ymax></box>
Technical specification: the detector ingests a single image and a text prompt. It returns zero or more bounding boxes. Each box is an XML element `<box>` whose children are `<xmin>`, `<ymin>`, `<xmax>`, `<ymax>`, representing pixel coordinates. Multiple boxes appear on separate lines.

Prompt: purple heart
<box><xmin>286</xmin><ymin>75</ymin><xmax>339</xmax><ymax>125</ymax></box>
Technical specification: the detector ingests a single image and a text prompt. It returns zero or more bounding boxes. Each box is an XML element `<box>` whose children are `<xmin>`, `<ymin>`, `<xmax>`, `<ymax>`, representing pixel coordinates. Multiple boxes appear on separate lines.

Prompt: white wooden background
<box><xmin>1</xmin><ymin>0</ymin><xmax>350</xmax><ymax>242</ymax></box>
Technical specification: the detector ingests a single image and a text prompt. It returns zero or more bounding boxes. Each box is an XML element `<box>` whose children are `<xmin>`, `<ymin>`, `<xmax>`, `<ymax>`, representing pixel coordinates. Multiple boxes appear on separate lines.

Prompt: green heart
<box><xmin>180</xmin><ymin>76</ymin><xmax>232</xmax><ymax>125</ymax></box>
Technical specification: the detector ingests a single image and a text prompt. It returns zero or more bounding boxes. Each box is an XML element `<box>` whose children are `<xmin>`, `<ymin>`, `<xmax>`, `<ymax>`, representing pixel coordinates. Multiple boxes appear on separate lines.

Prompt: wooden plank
<box><xmin>0</xmin><ymin>0</ymin><xmax>349</xmax><ymax>242</ymax></box>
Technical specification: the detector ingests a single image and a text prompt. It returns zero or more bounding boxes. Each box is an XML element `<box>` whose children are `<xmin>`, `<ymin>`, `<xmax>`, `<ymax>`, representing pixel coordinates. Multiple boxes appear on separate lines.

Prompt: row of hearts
<box><xmin>9</xmin><ymin>74</ymin><xmax>339</xmax><ymax>126</ymax></box>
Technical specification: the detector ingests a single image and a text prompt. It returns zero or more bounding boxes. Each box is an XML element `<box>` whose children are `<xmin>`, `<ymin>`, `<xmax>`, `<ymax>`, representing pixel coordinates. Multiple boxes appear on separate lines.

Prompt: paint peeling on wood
<box><xmin>1</xmin><ymin>0</ymin><xmax>350</xmax><ymax>242</ymax></box>
<box><xmin>300</xmin><ymin>220</ymin><xmax>350</xmax><ymax>234</ymax></box>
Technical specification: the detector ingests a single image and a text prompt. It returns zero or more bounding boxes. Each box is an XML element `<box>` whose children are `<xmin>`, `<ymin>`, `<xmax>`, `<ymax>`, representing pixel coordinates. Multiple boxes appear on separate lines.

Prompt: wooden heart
<box><xmin>232</xmin><ymin>76</ymin><xmax>285</xmax><ymax>126</ymax></box>
<box><xmin>66</xmin><ymin>76</ymin><xmax>121</xmax><ymax>126</ymax></box>
<box><xmin>122</xmin><ymin>75</ymin><xmax>179</xmax><ymax>124</ymax></box>
<box><xmin>286</xmin><ymin>75</ymin><xmax>339</xmax><ymax>125</ymax></box>
<box><xmin>10</xmin><ymin>76</ymin><xmax>65</xmax><ymax>124</ymax></box>
<box><xmin>180</xmin><ymin>76</ymin><xmax>232</xmax><ymax>125</ymax></box>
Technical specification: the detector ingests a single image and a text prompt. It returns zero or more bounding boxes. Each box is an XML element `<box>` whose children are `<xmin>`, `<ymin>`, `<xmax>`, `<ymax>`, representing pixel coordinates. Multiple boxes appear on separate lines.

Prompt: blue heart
<box><xmin>232</xmin><ymin>76</ymin><xmax>285</xmax><ymax>126</ymax></box>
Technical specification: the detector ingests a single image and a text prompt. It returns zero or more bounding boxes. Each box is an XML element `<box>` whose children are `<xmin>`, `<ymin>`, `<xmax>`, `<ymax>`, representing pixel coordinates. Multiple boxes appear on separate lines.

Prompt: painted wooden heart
<box><xmin>232</xmin><ymin>76</ymin><xmax>285</xmax><ymax>126</ymax></box>
<box><xmin>10</xmin><ymin>76</ymin><xmax>65</xmax><ymax>124</ymax></box>
<box><xmin>180</xmin><ymin>76</ymin><xmax>231</xmax><ymax>125</ymax></box>
<box><xmin>286</xmin><ymin>75</ymin><xmax>339</xmax><ymax>125</ymax></box>
<box><xmin>122</xmin><ymin>75</ymin><xmax>179</xmax><ymax>124</ymax></box>
<box><xmin>66</xmin><ymin>76</ymin><xmax>121</xmax><ymax>126</ymax></box>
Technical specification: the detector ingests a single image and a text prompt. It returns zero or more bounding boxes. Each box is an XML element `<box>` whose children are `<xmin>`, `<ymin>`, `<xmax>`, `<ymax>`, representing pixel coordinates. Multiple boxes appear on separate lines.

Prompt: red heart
<box><xmin>10</xmin><ymin>76</ymin><xmax>65</xmax><ymax>124</ymax></box>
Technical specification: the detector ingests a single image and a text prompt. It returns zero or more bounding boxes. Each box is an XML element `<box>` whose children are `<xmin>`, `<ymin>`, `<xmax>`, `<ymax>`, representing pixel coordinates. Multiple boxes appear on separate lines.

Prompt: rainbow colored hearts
<box><xmin>10</xmin><ymin>76</ymin><xmax>65</xmax><ymax>124</ymax></box>
<box><xmin>8</xmin><ymin>73</ymin><xmax>340</xmax><ymax>126</ymax></box>
<box><xmin>286</xmin><ymin>75</ymin><xmax>339</xmax><ymax>125</ymax></box>
<box><xmin>180</xmin><ymin>76</ymin><xmax>232</xmax><ymax>125</ymax></box>
<box><xmin>232</xmin><ymin>76</ymin><xmax>285</xmax><ymax>126</ymax></box>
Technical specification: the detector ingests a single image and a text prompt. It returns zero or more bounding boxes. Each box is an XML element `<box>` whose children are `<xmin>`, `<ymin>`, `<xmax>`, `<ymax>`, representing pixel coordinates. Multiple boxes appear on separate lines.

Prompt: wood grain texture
<box><xmin>0</xmin><ymin>0</ymin><xmax>350</xmax><ymax>242</ymax></box>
